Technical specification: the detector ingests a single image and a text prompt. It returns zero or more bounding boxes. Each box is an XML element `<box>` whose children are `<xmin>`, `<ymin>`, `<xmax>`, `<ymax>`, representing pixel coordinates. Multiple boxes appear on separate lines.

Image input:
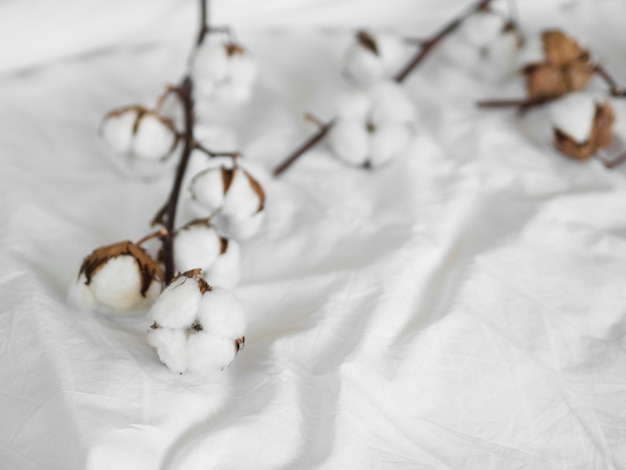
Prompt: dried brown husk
<box><xmin>244</xmin><ymin>170</ymin><xmax>266</xmax><ymax>212</ymax></box>
<box><xmin>79</xmin><ymin>241</ymin><xmax>164</xmax><ymax>297</ymax></box>
<box><xmin>554</xmin><ymin>101</ymin><xmax>615</xmax><ymax>160</ymax></box>
<box><xmin>172</xmin><ymin>269</ymin><xmax>213</xmax><ymax>294</ymax></box>
<box><xmin>225</xmin><ymin>43</ymin><xmax>245</xmax><ymax>57</ymax></box>
<box><xmin>356</xmin><ymin>30</ymin><xmax>379</xmax><ymax>55</ymax></box>
<box><xmin>523</xmin><ymin>30</ymin><xmax>594</xmax><ymax>100</ymax></box>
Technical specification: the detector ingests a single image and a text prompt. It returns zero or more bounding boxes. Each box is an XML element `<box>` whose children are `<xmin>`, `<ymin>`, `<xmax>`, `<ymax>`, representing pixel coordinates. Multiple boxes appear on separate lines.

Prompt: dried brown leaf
<box><xmin>589</xmin><ymin>101</ymin><xmax>615</xmax><ymax>150</ymax></box>
<box><xmin>565</xmin><ymin>57</ymin><xmax>594</xmax><ymax>92</ymax></box>
<box><xmin>244</xmin><ymin>170</ymin><xmax>266</xmax><ymax>213</ymax></box>
<box><xmin>524</xmin><ymin>64</ymin><xmax>569</xmax><ymax>99</ymax></box>
<box><xmin>542</xmin><ymin>30</ymin><xmax>586</xmax><ymax>67</ymax></box>
<box><xmin>356</xmin><ymin>30</ymin><xmax>379</xmax><ymax>55</ymax></box>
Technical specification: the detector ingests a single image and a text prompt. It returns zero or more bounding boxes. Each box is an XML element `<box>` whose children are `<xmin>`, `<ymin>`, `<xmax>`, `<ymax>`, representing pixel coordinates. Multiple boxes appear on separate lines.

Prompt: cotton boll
<box><xmin>375</xmin><ymin>32</ymin><xmax>408</xmax><ymax>72</ymax></box>
<box><xmin>549</xmin><ymin>93</ymin><xmax>597</xmax><ymax>143</ymax></box>
<box><xmin>150</xmin><ymin>276</ymin><xmax>203</xmax><ymax>329</ymax></box>
<box><xmin>148</xmin><ymin>327</ymin><xmax>188</xmax><ymax>374</ymax></box>
<box><xmin>204</xmin><ymin>240</ymin><xmax>241</xmax><ymax>289</ymax></box>
<box><xmin>174</xmin><ymin>224</ymin><xmax>223</xmax><ymax>274</ymax></box>
<box><xmin>369</xmin><ymin>124</ymin><xmax>413</xmax><ymax>167</ymax></box>
<box><xmin>155</xmin><ymin>88</ymin><xmax>185</xmax><ymax>131</ymax></box>
<box><xmin>131</xmin><ymin>113</ymin><xmax>177</xmax><ymax>161</ymax></box>
<box><xmin>329</xmin><ymin>120</ymin><xmax>370</xmax><ymax>166</ymax></box>
<box><xmin>343</xmin><ymin>31</ymin><xmax>406</xmax><ymax>85</ymax></box>
<box><xmin>229</xmin><ymin>53</ymin><xmax>258</xmax><ymax>90</ymax></box>
<box><xmin>189</xmin><ymin>167</ymin><xmax>227</xmax><ymax>213</ymax></box>
<box><xmin>68</xmin><ymin>273</ymin><xmax>97</xmax><ymax>310</ymax></box>
<box><xmin>214</xmin><ymin>82</ymin><xmax>252</xmax><ymax>103</ymax></box>
<box><xmin>88</xmin><ymin>256</ymin><xmax>153</xmax><ymax>312</ymax></box>
<box><xmin>215</xmin><ymin>210</ymin><xmax>265</xmax><ymax>240</ymax></box>
<box><xmin>100</xmin><ymin>108</ymin><xmax>138</xmax><ymax>154</ymax></box>
<box><xmin>336</xmin><ymin>89</ymin><xmax>372</xmax><ymax>121</ymax></box>
<box><xmin>369</xmin><ymin>82</ymin><xmax>416</xmax><ymax>125</ymax></box>
<box><xmin>220</xmin><ymin>168</ymin><xmax>263</xmax><ymax>219</ymax></box>
<box><xmin>194</xmin><ymin>43</ymin><xmax>230</xmax><ymax>85</ymax></box>
<box><xmin>197</xmin><ymin>288</ymin><xmax>246</xmax><ymax>338</ymax></box>
<box><xmin>461</xmin><ymin>12</ymin><xmax>506</xmax><ymax>46</ymax></box>
<box><xmin>186</xmin><ymin>333</ymin><xmax>238</xmax><ymax>372</ymax></box>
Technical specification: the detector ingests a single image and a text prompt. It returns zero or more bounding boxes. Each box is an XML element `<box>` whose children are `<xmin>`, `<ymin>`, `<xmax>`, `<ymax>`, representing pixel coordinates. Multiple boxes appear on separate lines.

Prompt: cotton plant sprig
<box><xmin>272</xmin><ymin>0</ymin><xmax>515</xmax><ymax>176</ymax></box>
<box><xmin>69</xmin><ymin>0</ymin><xmax>261</xmax><ymax>374</ymax></box>
<box><xmin>477</xmin><ymin>29</ymin><xmax>626</xmax><ymax>167</ymax></box>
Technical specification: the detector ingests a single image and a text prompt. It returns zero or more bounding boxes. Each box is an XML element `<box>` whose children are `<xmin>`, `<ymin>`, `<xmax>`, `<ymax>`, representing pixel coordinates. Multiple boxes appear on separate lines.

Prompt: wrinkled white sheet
<box><xmin>2</xmin><ymin>1</ymin><xmax>626</xmax><ymax>469</ymax></box>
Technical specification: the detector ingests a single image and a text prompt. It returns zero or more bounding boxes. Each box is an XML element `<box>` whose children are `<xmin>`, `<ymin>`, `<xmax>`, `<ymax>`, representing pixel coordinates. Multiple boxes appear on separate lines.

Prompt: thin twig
<box><xmin>272</xmin><ymin>0</ymin><xmax>494</xmax><ymax>177</ymax></box>
<box><xmin>136</xmin><ymin>228</ymin><xmax>168</xmax><ymax>246</ymax></box>
<box><xmin>160</xmin><ymin>77</ymin><xmax>195</xmax><ymax>282</ymax></box>
<box><xmin>596</xmin><ymin>151</ymin><xmax>626</xmax><ymax>169</ymax></box>
<box><xmin>192</xmin><ymin>141</ymin><xmax>241</xmax><ymax>159</ymax></box>
<box><xmin>594</xmin><ymin>64</ymin><xmax>626</xmax><ymax>97</ymax></box>
<box><xmin>476</xmin><ymin>96</ymin><xmax>557</xmax><ymax>113</ymax></box>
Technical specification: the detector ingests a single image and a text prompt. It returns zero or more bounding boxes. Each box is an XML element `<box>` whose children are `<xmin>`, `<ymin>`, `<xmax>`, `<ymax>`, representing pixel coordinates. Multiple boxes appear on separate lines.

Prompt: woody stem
<box><xmin>271</xmin><ymin>0</ymin><xmax>494</xmax><ymax>177</ymax></box>
<box><xmin>161</xmin><ymin>77</ymin><xmax>195</xmax><ymax>283</ymax></box>
<box><xmin>593</xmin><ymin>64</ymin><xmax>626</xmax><ymax>97</ymax></box>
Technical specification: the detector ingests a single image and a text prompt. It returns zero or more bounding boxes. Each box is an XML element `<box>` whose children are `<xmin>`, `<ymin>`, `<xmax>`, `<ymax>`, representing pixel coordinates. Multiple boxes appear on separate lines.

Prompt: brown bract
<box><xmin>554</xmin><ymin>101</ymin><xmax>615</xmax><ymax>160</ymax></box>
<box><xmin>172</xmin><ymin>269</ymin><xmax>213</xmax><ymax>294</ymax></box>
<box><xmin>356</xmin><ymin>30</ymin><xmax>379</xmax><ymax>55</ymax></box>
<box><xmin>523</xmin><ymin>30</ymin><xmax>594</xmax><ymax>100</ymax></box>
<box><xmin>222</xmin><ymin>167</ymin><xmax>266</xmax><ymax>213</ymax></box>
<box><xmin>79</xmin><ymin>241</ymin><xmax>164</xmax><ymax>296</ymax></box>
<box><xmin>225</xmin><ymin>43</ymin><xmax>245</xmax><ymax>57</ymax></box>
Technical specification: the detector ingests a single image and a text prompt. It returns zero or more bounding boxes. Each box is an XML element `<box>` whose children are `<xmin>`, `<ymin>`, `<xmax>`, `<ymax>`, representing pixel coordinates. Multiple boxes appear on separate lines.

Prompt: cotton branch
<box><xmin>272</xmin><ymin>0</ymin><xmax>495</xmax><ymax>177</ymax></box>
<box><xmin>476</xmin><ymin>64</ymin><xmax>626</xmax><ymax>112</ymax></box>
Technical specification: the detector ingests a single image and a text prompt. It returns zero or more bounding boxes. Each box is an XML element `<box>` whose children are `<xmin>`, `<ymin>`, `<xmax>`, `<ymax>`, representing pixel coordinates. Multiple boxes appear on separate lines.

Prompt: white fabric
<box><xmin>2</xmin><ymin>1</ymin><xmax>626</xmax><ymax>469</ymax></box>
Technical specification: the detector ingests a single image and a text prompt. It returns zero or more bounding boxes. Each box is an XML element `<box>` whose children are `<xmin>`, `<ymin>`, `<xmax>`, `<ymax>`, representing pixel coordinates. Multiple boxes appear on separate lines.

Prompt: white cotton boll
<box><xmin>189</xmin><ymin>167</ymin><xmax>226</xmax><ymax>213</ymax></box>
<box><xmin>150</xmin><ymin>276</ymin><xmax>203</xmax><ymax>329</ymax></box>
<box><xmin>329</xmin><ymin>120</ymin><xmax>370</xmax><ymax>166</ymax></box>
<box><xmin>336</xmin><ymin>89</ymin><xmax>372</xmax><ymax>121</ymax></box>
<box><xmin>100</xmin><ymin>109</ymin><xmax>137</xmax><ymax>154</ymax></box>
<box><xmin>369</xmin><ymin>81</ymin><xmax>416</xmax><ymax>125</ymax></box>
<box><xmin>131</xmin><ymin>114</ymin><xmax>177</xmax><ymax>161</ymax></box>
<box><xmin>173</xmin><ymin>225</ymin><xmax>222</xmax><ymax>274</ymax></box>
<box><xmin>194</xmin><ymin>43</ymin><xmax>230</xmax><ymax>85</ymax></box>
<box><xmin>204</xmin><ymin>240</ymin><xmax>241</xmax><ymax>289</ymax></box>
<box><xmin>375</xmin><ymin>32</ymin><xmax>408</xmax><ymax>71</ymax></box>
<box><xmin>186</xmin><ymin>332</ymin><xmax>238</xmax><ymax>372</ymax></box>
<box><xmin>88</xmin><ymin>256</ymin><xmax>153</xmax><ymax>312</ymax></box>
<box><xmin>215</xmin><ymin>210</ymin><xmax>265</xmax><ymax>240</ymax></box>
<box><xmin>369</xmin><ymin>124</ymin><xmax>413</xmax><ymax>167</ymax></box>
<box><xmin>148</xmin><ymin>327</ymin><xmax>188</xmax><ymax>374</ymax></box>
<box><xmin>214</xmin><ymin>82</ymin><xmax>253</xmax><ymax>103</ymax></box>
<box><xmin>549</xmin><ymin>93</ymin><xmax>597</xmax><ymax>143</ymax></box>
<box><xmin>197</xmin><ymin>287</ymin><xmax>246</xmax><ymax>338</ymax></box>
<box><xmin>229</xmin><ymin>53</ymin><xmax>258</xmax><ymax>89</ymax></box>
<box><xmin>478</xmin><ymin>30</ymin><xmax>520</xmax><ymax>82</ymax></box>
<box><xmin>460</xmin><ymin>12</ymin><xmax>505</xmax><ymax>47</ymax></box>
<box><xmin>220</xmin><ymin>168</ymin><xmax>262</xmax><ymax>219</ymax></box>
<box><xmin>68</xmin><ymin>273</ymin><xmax>97</xmax><ymax>310</ymax></box>
<box><xmin>344</xmin><ymin>43</ymin><xmax>387</xmax><ymax>85</ymax></box>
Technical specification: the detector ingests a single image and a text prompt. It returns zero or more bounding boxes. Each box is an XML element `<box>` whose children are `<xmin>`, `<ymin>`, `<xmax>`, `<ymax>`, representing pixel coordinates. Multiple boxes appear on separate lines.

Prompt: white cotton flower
<box><xmin>173</xmin><ymin>220</ymin><xmax>241</xmax><ymax>288</ymax></box>
<box><xmin>204</xmin><ymin>239</ymin><xmax>241</xmax><ymax>289</ymax></box>
<box><xmin>100</xmin><ymin>106</ymin><xmax>178</xmax><ymax>162</ymax></box>
<box><xmin>329</xmin><ymin>81</ymin><xmax>416</xmax><ymax>167</ymax></box>
<box><xmin>548</xmin><ymin>92</ymin><xmax>597</xmax><ymax>144</ymax></box>
<box><xmin>214</xmin><ymin>210</ymin><xmax>265</xmax><ymax>241</ymax></box>
<box><xmin>442</xmin><ymin>11</ymin><xmax>521</xmax><ymax>82</ymax></box>
<box><xmin>173</xmin><ymin>223</ymin><xmax>223</xmax><ymax>274</ymax></box>
<box><xmin>68</xmin><ymin>240</ymin><xmax>164</xmax><ymax>314</ymax></box>
<box><xmin>193</xmin><ymin>40</ymin><xmax>258</xmax><ymax>103</ymax></box>
<box><xmin>343</xmin><ymin>30</ymin><xmax>408</xmax><ymax>85</ymax></box>
<box><xmin>150</xmin><ymin>275</ymin><xmax>203</xmax><ymax>329</ymax></box>
<box><xmin>148</xmin><ymin>271</ymin><xmax>246</xmax><ymax>374</ymax></box>
<box><xmin>189</xmin><ymin>161</ymin><xmax>266</xmax><ymax>240</ymax></box>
